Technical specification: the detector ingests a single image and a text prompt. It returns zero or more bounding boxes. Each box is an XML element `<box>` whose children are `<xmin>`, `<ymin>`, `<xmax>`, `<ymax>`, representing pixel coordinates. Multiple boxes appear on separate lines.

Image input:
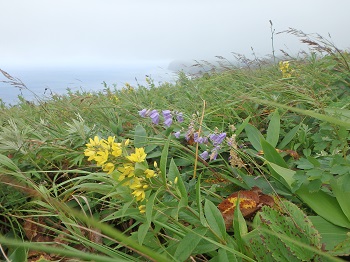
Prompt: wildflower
<box><xmin>194</xmin><ymin>133</ymin><xmax>208</xmax><ymax>144</ymax></box>
<box><xmin>175</xmin><ymin>111</ymin><xmax>184</xmax><ymax>123</ymax></box>
<box><xmin>210</xmin><ymin>146</ymin><xmax>220</xmax><ymax>161</ymax></box>
<box><xmin>162</xmin><ymin>110</ymin><xmax>172</xmax><ymax>118</ymax></box>
<box><xmin>279</xmin><ymin>61</ymin><xmax>292</xmax><ymax>78</ymax></box>
<box><xmin>164</xmin><ymin>117</ymin><xmax>173</xmax><ymax>127</ymax></box>
<box><xmin>118</xmin><ymin>163</ymin><xmax>135</xmax><ymax>180</ymax></box>
<box><xmin>139</xmin><ymin>109</ymin><xmax>148</xmax><ymax>118</ymax></box>
<box><xmin>94</xmin><ymin>150</ymin><xmax>109</xmax><ymax>166</ymax></box>
<box><xmin>149</xmin><ymin>110</ymin><xmax>160</xmax><ymax>125</ymax></box>
<box><xmin>174</xmin><ymin>177</ymin><xmax>178</xmax><ymax>184</ymax></box>
<box><xmin>209</xmin><ymin>133</ymin><xmax>226</xmax><ymax>146</ymax></box>
<box><xmin>102</xmin><ymin>162</ymin><xmax>115</xmax><ymax>174</ymax></box>
<box><xmin>174</xmin><ymin>131</ymin><xmax>181</xmax><ymax>138</ymax></box>
<box><xmin>127</xmin><ymin>148</ymin><xmax>147</xmax><ymax>163</ymax></box>
<box><xmin>144</xmin><ymin>169</ymin><xmax>156</xmax><ymax>178</ymax></box>
<box><xmin>163</xmin><ymin>110</ymin><xmax>173</xmax><ymax>127</ymax></box>
<box><xmin>86</xmin><ymin>136</ymin><xmax>102</xmax><ymax>148</ymax></box>
<box><xmin>200</xmin><ymin>151</ymin><xmax>209</xmax><ymax>160</ymax></box>
<box><xmin>130</xmin><ymin>177</ymin><xmax>147</xmax><ymax>201</ymax></box>
<box><xmin>139</xmin><ymin>205</ymin><xmax>146</xmax><ymax>214</ymax></box>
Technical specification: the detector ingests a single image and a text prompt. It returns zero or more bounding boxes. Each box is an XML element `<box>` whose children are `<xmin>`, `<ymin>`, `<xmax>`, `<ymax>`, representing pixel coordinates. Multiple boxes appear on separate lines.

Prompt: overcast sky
<box><xmin>1</xmin><ymin>0</ymin><xmax>350</xmax><ymax>68</ymax></box>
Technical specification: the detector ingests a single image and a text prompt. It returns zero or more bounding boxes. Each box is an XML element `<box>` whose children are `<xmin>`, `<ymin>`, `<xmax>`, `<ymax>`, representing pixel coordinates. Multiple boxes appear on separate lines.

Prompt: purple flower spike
<box><xmin>174</xmin><ymin>131</ymin><xmax>181</xmax><ymax>138</ymax></box>
<box><xmin>164</xmin><ymin>117</ymin><xmax>173</xmax><ymax>127</ymax></box>
<box><xmin>209</xmin><ymin>133</ymin><xmax>226</xmax><ymax>146</ymax></box>
<box><xmin>139</xmin><ymin>109</ymin><xmax>148</xmax><ymax>118</ymax></box>
<box><xmin>176</xmin><ymin>112</ymin><xmax>184</xmax><ymax>123</ymax></box>
<box><xmin>210</xmin><ymin>146</ymin><xmax>220</xmax><ymax>160</ymax></box>
<box><xmin>149</xmin><ymin>110</ymin><xmax>160</xmax><ymax>125</ymax></box>
<box><xmin>200</xmin><ymin>151</ymin><xmax>209</xmax><ymax>160</ymax></box>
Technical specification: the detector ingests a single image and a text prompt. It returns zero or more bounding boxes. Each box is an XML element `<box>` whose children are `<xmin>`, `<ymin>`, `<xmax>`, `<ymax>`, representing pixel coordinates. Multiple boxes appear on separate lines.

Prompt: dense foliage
<box><xmin>0</xmin><ymin>33</ymin><xmax>350</xmax><ymax>261</ymax></box>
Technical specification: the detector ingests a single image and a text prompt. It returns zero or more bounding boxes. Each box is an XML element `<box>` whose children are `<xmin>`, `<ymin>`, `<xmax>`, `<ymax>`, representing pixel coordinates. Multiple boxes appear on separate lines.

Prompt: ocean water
<box><xmin>0</xmin><ymin>63</ymin><xmax>176</xmax><ymax>104</ymax></box>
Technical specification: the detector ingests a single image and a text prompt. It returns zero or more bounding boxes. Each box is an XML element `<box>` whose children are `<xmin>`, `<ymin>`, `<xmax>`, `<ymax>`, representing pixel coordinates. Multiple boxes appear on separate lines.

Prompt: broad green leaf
<box><xmin>0</xmin><ymin>154</ymin><xmax>20</xmax><ymax>172</ymax></box>
<box><xmin>309</xmin><ymin>216</ymin><xmax>350</xmax><ymax>251</ymax></box>
<box><xmin>196</xmin><ymin>173</ymin><xmax>208</xmax><ymax>227</ymax></box>
<box><xmin>277</xmin><ymin>124</ymin><xmax>300</xmax><ymax>149</ymax></box>
<box><xmin>266</xmin><ymin>109</ymin><xmax>280</xmax><ymax>147</ymax></box>
<box><xmin>8</xmin><ymin>247</ymin><xmax>27</xmax><ymax>262</ymax></box>
<box><xmin>133</xmin><ymin>125</ymin><xmax>147</xmax><ymax>148</ymax></box>
<box><xmin>260</xmin><ymin>138</ymin><xmax>288</xmax><ymax>168</ymax></box>
<box><xmin>137</xmin><ymin>223</ymin><xmax>150</xmax><ymax>246</ymax></box>
<box><xmin>331</xmin><ymin>177</ymin><xmax>350</xmax><ymax>221</ymax></box>
<box><xmin>159</xmin><ymin>136</ymin><xmax>170</xmax><ymax>185</ymax></box>
<box><xmin>266</xmin><ymin>162</ymin><xmax>295</xmax><ymax>191</ymax></box>
<box><xmin>204</xmin><ymin>199</ymin><xmax>227</xmax><ymax>241</ymax></box>
<box><xmin>296</xmin><ymin>185</ymin><xmax>350</xmax><ymax>229</ymax></box>
<box><xmin>174</xmin><ymin>227</ymin><xmax>207</xmax><ymax>261</ymax></box>
<box><xmin>168</xmin><ymin>158</ymin><xmax>179</xmax><ymax>183</ymax></box>
<box><xmin>235</xmin><ymin>116</ymin><xmax>251</xmax><ymax>136</ymax></box>
<box><xmin>245</xmin><ymin>123</ymin><xmax>264</xmax><ymax>151</ymax></box>
<box><xmin>233</xmin><ymin>197</ymin><xmax>248</xmax><ymax>253</ymax></box>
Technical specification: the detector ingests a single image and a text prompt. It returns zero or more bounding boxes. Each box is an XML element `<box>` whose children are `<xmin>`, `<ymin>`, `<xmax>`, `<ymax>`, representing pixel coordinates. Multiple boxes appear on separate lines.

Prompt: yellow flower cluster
<box><xmin>84</xmin><ymin>136</ymin><xmax>158</xmax><ymax>213</ymax></box>
<box><xmin>84</xmin><ymin>136</ymin><xmax>122</xmax><ymax>174</ymax></box>
<box><xmin>279</xmin><ymin>61</ymin><xmax>294</xmax><ymax>78</ymax></box>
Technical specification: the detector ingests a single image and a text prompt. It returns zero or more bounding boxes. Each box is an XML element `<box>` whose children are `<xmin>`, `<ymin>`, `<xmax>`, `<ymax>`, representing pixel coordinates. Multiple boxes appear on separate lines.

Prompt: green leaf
<box><xmin>8</xmin><ymin>246</ymin><xmax>27</xmax><ymax>262</ymax></box>
<box><xmin>245</xmin><ymin>123</ymin><xmax>263</xmax><ymax>151</ymax></box>
<box><xmin>235</xmin><ymin>116</ymin><xmax>251</xmax><ymax>136</ymax></box>
<box><xmin>137</xmin><ymin>223</ymin><xmax>150</xmax><ymax>246</ymax></box>
<box><xmin>133</xmin><ymin>125</ymin><xmax>147</xmax><ymax>148</ymax></box>
<box><xmin>204</xmin><ymin>199</ymin><xmax>227</xmax><ymax>241</ymax></box>
<box><xmin>160</xmin><ymin>136</ymin><xmax>170</xmax><ymax>185</ymax></box>
<box><xmin>174</xmin><ymin>227</ymin><xmax>208</xmax><ymax>262</ymax></box>
<box><xmin>233</xmin><ymin>197</ymin><xmax>248</xmax><ymax>252</ymax></box>
<box><xmin>261</xmin><ymin>138</ymin><xmax>288</xmax><ymax>168</ymax></box>
<box><xmin>331</xmin><ymin>176</ymin><xmax>350</xmax><ymax>221</ymax></box>
<box><xmin>277</xmin><ymin>124</ymin><xmax>300</xmax><ymax>149</ymax></box>
<box><xmin>309</xmin><ymin>216</ymin><xmax>350</xmax><ymax>251</ymax></box>
<box><xmin>267</xmin><ymin>162</ymin><xmax>295</xmax><ymax>190</ymax></box>
<box><xmin>0</xmin><ymin>154</ymin><xmax>20</xmax><ymax>172</ymax></box>
<box><xmin>196</xmin><ymin>173</ymin><xmax>208</xmax><ymax>227</ymax></box>
<box><xmin>266</xmin><ymin>109</ymin><xmax>280</xmax><ymax>147</ymax></box>
<box><xmin>296</xmin><ymin>185</ymin><xmax>350</xmax><ymax>229</ymax></box>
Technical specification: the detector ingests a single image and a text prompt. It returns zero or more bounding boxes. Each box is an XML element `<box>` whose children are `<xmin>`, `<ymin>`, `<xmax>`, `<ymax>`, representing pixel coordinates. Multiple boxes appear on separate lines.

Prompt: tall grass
<box><xmin>0</xmin><ymin>30</ymin><xmax>349</xmax><ymax>261</ymax></box>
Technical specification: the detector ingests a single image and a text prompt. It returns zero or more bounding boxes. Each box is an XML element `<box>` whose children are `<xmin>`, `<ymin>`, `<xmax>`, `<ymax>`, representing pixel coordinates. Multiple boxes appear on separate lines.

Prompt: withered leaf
<box><xmin>218</xmin><ymin>187</ymin><xmax>274</xmax><ymax>230</ymax></box>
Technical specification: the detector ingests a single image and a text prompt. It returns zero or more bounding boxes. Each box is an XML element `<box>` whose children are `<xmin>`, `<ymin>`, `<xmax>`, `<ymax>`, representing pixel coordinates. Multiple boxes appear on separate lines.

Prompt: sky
<box><xmin>1</xmin><ymin>0</ymin><xmax>350</xmax><ymax>69</ymax></box>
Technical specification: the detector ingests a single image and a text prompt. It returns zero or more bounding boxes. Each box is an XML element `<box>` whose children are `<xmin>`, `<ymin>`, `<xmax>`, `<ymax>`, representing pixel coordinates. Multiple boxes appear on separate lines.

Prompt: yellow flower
<box><xmin>127</xmin><ymin>148</ymin><xmax>147</xmax><ymax>163</ymax></box>
<box><xmin>84</xmin><ymin>148</ymin><xmax>97</xmax><ymax>161</ymax></box>
<box><xmin>117</xmin><ymin>163</ymin><xmax>135</xmax><ymax>181</ymax></box>
<box><xmin>132</xmin><ymin>188</ymin><xmax>146</xmax><ymax>202</ymax></box>
<box><xmin>138</xmin><ymin>205</ymin><xmax>146</xmax><ymax>214</ymax></box>
<box><xmin>144</xmin><ymin>169</ymin><xmax>156</xmax><ymax>178</ymax></box>
<box><xmin>86</xmin><ymin>136</ymin><xmax>102</xmax><ymax>148</ymax></box>
<box><xmin>102</xmin><ymin>162</ymin><xmax>115</xmax><ymax>174</ymax></box>
<box><xmin>94</xmin><ymin>150</ymin><xmax>109</xmax><ymax>166</ymax></box>
<box><xmin>111</xmin><ymin>143</ymin><xmax>122</xmax><ymax>157</ymax></box>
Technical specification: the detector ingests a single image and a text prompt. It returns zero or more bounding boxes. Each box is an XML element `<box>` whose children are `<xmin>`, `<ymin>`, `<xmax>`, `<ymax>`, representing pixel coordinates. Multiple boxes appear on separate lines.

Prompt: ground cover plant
<box><xmin>0</xmin><ymin>30</ymin><xmax>350</xmax><ymax>261</ymax></box>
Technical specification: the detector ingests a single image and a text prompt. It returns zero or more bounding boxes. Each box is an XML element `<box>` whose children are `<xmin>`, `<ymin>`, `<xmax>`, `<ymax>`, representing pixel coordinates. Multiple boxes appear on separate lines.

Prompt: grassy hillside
<box><xmin>0</xmin><ymin>34</ymin><xmax>350</xmax><ymax>261</ymax></box>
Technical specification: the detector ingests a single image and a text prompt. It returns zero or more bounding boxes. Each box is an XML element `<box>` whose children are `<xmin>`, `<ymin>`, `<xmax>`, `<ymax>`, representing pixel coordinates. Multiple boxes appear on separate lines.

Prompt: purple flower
<box><xmin>174</xmin><ymin>131</ymin><xmax>181</xmax><ymax>138</ymax></box>
<box><xmin>209</xmin><ymin>133</ymin><xmax>226</xmax><ymax>146</ymax></box>
<box><xmin>210</xmin><ymin>146</ymin><xmax>220</xmax><ymax>160</ymax></box>
<box><xmin>149</xmin><ymin>110</ymin><xmax>160</xmax><ymax>125</ymax></box>
<box><xmin>194</xmin><ymin>133</ymin><xmax>207</xmax><ymax>144</ymax></box>
<box><xmin>162</xmin><ymin>110</ymin><xmax>172</xmax><ymax>118</ymax></box>
<box><xmin>200</xmin><ymin>151</ymin><xmax>209</xmax><ymax>160</ymax></box>
<box><xmin>139</xmin><ymin>109</ymin><xmax>148</xmax><ymax>117</ymax></box>
<box><xmin>164</xmin><ymin>117</ymin><xmax>173</xmax><ymax>127</ymax></box>
<box><xmin>176</xmin><ymin>112</ymin><xmax>184</xmax><ymax>123</ymax></box>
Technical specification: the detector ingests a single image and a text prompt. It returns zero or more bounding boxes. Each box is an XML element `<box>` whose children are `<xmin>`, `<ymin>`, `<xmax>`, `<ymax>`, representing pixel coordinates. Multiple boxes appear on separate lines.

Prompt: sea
<box><xmin>0</xmin><ymin>62</ymin><xmax>177</xmax><ymax>105</ymax></box>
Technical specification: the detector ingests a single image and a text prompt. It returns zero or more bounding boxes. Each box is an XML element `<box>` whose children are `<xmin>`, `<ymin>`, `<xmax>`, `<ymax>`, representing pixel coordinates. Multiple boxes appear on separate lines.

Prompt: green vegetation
<box><xmin>0</xmin><ymin>31</ymin><xmax>350</xmax><ymax>261</ymax></box>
